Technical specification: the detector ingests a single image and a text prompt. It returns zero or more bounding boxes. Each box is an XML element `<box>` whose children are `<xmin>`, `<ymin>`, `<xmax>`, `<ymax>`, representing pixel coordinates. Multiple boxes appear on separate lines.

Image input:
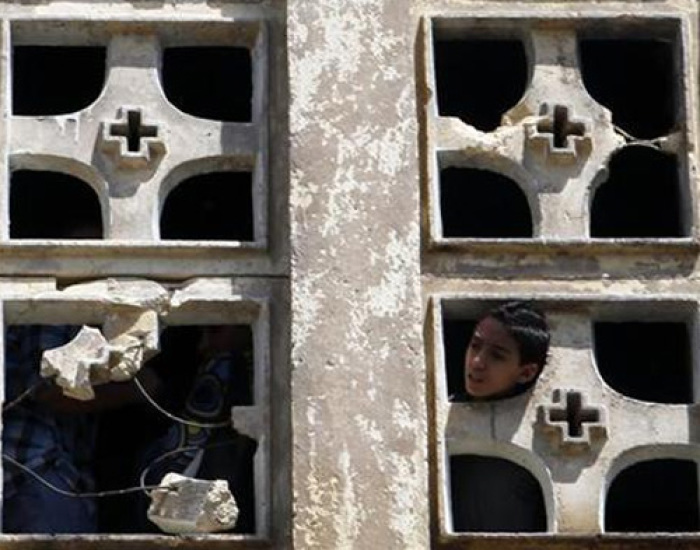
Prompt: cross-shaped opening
<box><xmin>548</xmin><ymin>390</ymin><xmax>599</xmax><ymax>438</ymax></box>
<box><xmin>109</xmin><ymin>110</ymin><xmax>157</xmax><ymax>153</ymax></box>
<box><xmin>536</xmin><ymin>105</ymin><xmax>585</xmax><ymax>150</ymax></box>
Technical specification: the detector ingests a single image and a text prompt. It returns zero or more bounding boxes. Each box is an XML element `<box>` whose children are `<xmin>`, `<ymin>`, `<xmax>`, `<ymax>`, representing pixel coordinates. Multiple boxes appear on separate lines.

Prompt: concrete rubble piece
<box><xmin>103</xmin><ymin>308</ymin><xmax>160</xmax><ymax>382</ymax></box>
<box><xmin>147</xmin><ymin>473</ymin><xmax>239</xmax><ymax>534</ymax></box>
<box><xmin>40</xmin><ymin>326</ymin><xmax>111</xmax><ymax>401</ymax></box>
<box><xmin>40</xmin><ymin>309</ymin><xmax>160</xmax><ymax>400</ymax></box>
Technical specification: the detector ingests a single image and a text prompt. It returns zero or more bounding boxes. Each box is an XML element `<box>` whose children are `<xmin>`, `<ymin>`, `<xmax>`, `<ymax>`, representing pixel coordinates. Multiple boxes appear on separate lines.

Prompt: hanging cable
<box><xmin>2</xmin><ymin>381</ymin><xmax>43</xmax><ymax>412</ymax></box>
<box><xmin>2</xmin><ymin>454</ymin><xmax>164</xmax><ymax>498</ymax></box>
<box><xmin>133</xmin><ymin>376</ymin><xmax>230</xmax><ymax>429</ymax></box>
<box><xmin>139</xmin><ymin>439</ymin><xmax>242</xmax><ymax>496</ymax></box>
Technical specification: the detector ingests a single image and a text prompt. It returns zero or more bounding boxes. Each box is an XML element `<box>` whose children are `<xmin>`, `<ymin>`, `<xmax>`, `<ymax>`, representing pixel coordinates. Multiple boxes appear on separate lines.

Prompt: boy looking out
<box><xmin>450</xmin><ymin>302</ymin><xmax>551</xmax><ymax>532</ymax></box>
<box><xmin>458</xmin><ymin>301</ymin><xmax>550</xmax><ymax>401</ymax></box>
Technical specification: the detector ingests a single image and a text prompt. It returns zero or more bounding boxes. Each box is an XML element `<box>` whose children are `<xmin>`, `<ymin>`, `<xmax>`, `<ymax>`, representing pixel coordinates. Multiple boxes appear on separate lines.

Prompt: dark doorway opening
<box><xmin>440</xmin><ymin>167</ymin><xmax>532</xmax><ymax>238</ymax></box>
<box><xmin>13</xmin><ymin>46</ymin><xmax>106</xmax><ymax>116</ymax></box>
<box><xmin>10</xmin><ymin>170</ymin><xmax>103</xmax><ymax>239</ymax></box>
<box><xmin>605</xmin><ymin>459</ymin><xmax>699</xmax><ymax>532</ymax></box>
<box><xmin>579</xmin><ymin>38</ymin><xmax>676</xmax><ymax>139</ymax></box>
<box><xmin>450</xmin><ymin>454</ymin><xmax>547</xmax><ymax>532</ymax></box>
<box><xmin>160</xmin><ymin>171</ymin><xmax>254</xmax><ymax>241</ymax></box>
<box><xmin>433</xmin><ymin>38</ymin><xmax>528</xmax><ymax>132</ymax></box>
<box><xmin>162</xmin><ymin>47</ymin><xmax>252</xmax><ymax>122</ymax></box>
<box><xmin>594</xmin><ymin>321</ymin><xmax>692</xmax><ymax>404</ymax></box>
<box><xmin>590</xmin><ymin>147</ymin><xmax>682</xmax><ymax>238</ymax></box>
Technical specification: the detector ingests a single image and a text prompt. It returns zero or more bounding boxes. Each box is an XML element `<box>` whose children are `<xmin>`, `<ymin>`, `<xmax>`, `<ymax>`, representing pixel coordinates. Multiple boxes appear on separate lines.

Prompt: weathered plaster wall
<box><xmin>288</xmin><ymin>1</ymin><xmax>428</xmax><ymax>548</ymax></box>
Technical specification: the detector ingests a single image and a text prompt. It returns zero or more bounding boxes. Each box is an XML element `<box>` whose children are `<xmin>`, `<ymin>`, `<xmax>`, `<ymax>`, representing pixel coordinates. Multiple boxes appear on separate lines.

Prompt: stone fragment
<box><xmin>103</xmin><ymin>308</ymin><xmax>160</xmax><ymax>382</ymax></box>
<box><xmin>40</xmin><ymin>326</ymin><xmax>110</xmax><ymax>401</ymax></box>
<box><xmin>147</xmin><ymin>473</ymin><xmax>238</xmax><ymax>534</ymax></box>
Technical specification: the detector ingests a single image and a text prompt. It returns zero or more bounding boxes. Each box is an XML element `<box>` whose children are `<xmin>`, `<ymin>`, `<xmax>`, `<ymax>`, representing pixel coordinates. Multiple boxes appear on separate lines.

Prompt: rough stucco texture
<box><xmin>288</xmin><ymin>1</ymin><xmax>428</xmax><ymax>548</ymax></box>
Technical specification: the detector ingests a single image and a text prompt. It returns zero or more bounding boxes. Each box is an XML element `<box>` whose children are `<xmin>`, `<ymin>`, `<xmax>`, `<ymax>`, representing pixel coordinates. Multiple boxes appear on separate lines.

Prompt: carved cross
<box><xmin>107</xmin><ymin>109</ymin><xmax>158</xmax><ymax>153</ymax></box>
<box><xmin>547</xmin><ymin>390</ymin><xmax>600</xmax><ymax>438</ymax></box>
<box><xmin>100</xmin><ymin>106</ymin><xmax>166</xmax><ymax>169</ymax></box>
<box><xmin>536</xmin><ymin>104</ymin><xmax>586</xmax><ymax>150</ymax></box>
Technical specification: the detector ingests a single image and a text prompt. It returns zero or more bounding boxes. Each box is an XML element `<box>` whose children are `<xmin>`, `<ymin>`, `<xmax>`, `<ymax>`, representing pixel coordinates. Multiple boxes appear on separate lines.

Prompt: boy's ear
<box><xmin>517</xmin><ymin>362</ymin><xmax>539</xmax><ymax>384</ymax></box>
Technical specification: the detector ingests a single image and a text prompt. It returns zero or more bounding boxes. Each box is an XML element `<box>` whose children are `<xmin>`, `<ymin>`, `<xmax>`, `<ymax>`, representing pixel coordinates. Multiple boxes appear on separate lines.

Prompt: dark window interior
<box><xmin>594</xmin><ymin>321</ymin><xmax>692</xmax><ymax>404</ymax></box>
<box><xmin>605</xmin><ymin>459</ymin><xmax>699</xmax><ymax>532</ymax></box>
<box><xmin>450</xmin><ymin>454</ymin><xmax>547</xmax><ymax>532</ymax></box>
<box><xmin>590</xmin><ymin>146</ymin><xmax>682</xmax><ymax>238</ymax></box>
<box><xmin>10</xmin><ymin>170</ymin><xmax>103</xmax><ymax>239</ymax></box>
<box><xmin>433</xmin><ymin>38</ymin><xmax>528</xmax><ymax>132</ymax></box>
<box><xmin>13</xmin><ymin>46</ymin><xmax>106</xmax><ymax>116</ymax></box>
<box><xmin>160</xmin><ymin>171</ymin><xmax>254</xmax><ymax>241</ymax></box>
<box><xmin>440</xmin><ymin>167</ymin><xmax>532</xmax><ymax>238</ymax></box>
<box><xmin>443</xmin><ymin>319</ymin><xmax>476</xmax><ymax>398</ymax></box>
<box><xmin>3</xmin><ymin>324</ymin><xmax>256</xmax><ymax>534</ymax></box>
<box><xmin>579</xmin><ymin>38</ymin><xmax>676</xmax><ymax>139</ymax></box>
<box><xmin>162</xmin><ymin>47</ymin><xmax>252</xmax><ymax>122</ymax></box>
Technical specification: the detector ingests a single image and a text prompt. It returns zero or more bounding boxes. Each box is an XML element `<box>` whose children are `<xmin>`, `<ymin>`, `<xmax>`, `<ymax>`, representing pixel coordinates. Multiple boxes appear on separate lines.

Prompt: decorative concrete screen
<box><xmin>0</xmin><ymin>2</ymin><xmax>288</xmax><ymax>546</ymax></box>
<box><xmin>422</xmin><ymin>0</ymin><xmax>700</xmax><ymax>546</ymax></box>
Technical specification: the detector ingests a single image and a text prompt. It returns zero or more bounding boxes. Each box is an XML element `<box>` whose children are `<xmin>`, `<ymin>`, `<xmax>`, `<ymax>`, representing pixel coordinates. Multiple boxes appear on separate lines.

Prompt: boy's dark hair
<box><xmin>484</xmin><ymin>301</ymin><xmax>550</xmax><ymax>373</ymax></box>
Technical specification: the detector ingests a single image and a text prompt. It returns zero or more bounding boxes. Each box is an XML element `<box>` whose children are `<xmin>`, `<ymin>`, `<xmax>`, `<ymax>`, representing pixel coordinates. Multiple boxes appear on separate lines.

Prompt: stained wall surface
<box><xmin>0</xmin><ymin>0</ymin><xmax>697</xmax><ymax>549</ymax></box>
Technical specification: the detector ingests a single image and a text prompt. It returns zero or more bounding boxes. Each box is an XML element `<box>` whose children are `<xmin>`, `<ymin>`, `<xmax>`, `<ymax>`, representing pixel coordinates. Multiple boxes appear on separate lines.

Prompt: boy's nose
<box><xmin>470</xmin><ymin>353</ymin><xmax>486</xmax><ymax>370</ymax></box>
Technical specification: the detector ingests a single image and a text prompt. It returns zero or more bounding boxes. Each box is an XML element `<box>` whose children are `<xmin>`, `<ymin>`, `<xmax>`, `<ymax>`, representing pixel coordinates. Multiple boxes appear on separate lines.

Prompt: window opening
<box><xmin>443</xmin><ymin>319</ymin><xmax>476</xmax><ymax>398</ymax></box>
<box><xmin>161</xmin><ymin>171</ymin><xmax>254</xmax><ymax>241</ymax></box>
<box><xmin>2</xmin><ymin>323</ymin><xmax>256</xmax><ymax>534</ymax></box>
<box><xmin>594</xmin><ymin>321</ymin><xmax>692</xmax><ymax>404</ymax></box>
<box><xmin>12</xmin><ymin>46</ymin><xmax>106</xmax><ymax>116</ymax></box>
<box><xmin>433</xmin><ymin>38</ymin><xmax>528</xmax><ymax>132</ymax></box>
<box><xmin>605</xmin><ymin>458</ymin><xmax>699</xmax><ymax>532</ymax></box>
<box><xmin>450</xmin><ymin>454</ymin><xmax>546</xmax><ymax>532</ymax></box>
<box><xmin>10</xmin><ymin>170</ymin><xmax>103</xmax><ymax>239</ymax></box>
<box><xmin>590</xmin><ymin>146</ymin><xmax>682</xmax><ymax>238</ymax></box>
<box><xmin>162</xmin><ymin>47</ymin><xmax>252</xmax><ymax>122</ymax></box>
<box><xmin>579</xmin><ymin>38</ymin><xmax>676</xmax><ymax>139</ymax></box>
<box><xmin>440</xmin><ymin>167</ymin><xmax>532</xmax><ymax>238</ymax></box>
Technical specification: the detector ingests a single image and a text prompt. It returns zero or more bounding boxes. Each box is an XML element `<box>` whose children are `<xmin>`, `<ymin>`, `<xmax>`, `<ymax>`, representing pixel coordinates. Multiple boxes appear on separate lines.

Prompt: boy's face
<box><xmin>464</xmin><ymin>316</ymin><xmax>538</xmax><ymax>399</ymax></box>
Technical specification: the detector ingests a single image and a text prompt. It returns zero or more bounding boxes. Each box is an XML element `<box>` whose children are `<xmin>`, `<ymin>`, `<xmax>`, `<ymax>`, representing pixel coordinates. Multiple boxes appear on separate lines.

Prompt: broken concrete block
<box><xmin>147</xmin><ymin>473</ymin><xmax>238</xmax><ymax>534</ymax></box>
<box><xmin>40</xmin><ymin>326</ymin><xmax>110</xmax><ymax>401</ymax></box>
<box><xmin>103</xmin><ymin>308</ymin><xmax>160</xmax><ymax>381</ymax></box>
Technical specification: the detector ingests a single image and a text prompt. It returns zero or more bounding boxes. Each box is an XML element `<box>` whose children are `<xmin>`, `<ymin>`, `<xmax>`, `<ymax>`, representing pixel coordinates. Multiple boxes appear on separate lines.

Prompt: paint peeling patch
<box><xmin>291</xmin><ymin>269</ymin><xmax>328</xmax><ymax>351</ymax></box>
<box><xmin>387</xmin><ymin>449</ymin><xmax>427</xmax><ymax>547</ymax></box>
<box><xmin>289</xmin><ymin>2</ymin><xmax>406</xmax><ymax>133</ymax></box>
<box><xmin>354</xmin><ymin>414</ymin><xmax>385</xmax><ymax>446</ymax></box>
<box><xmin>393</xmin><ymin>398</ymin><xmax>420</xmax><ymax>433</ymax></box>
<box><xmin>321</xmin><ymin>165</ymin><xmax>366</xmax><ymax>237</ymax></box>
<box><xmin>334</xmin><ymin>445</ymin><xmax>364</xmax><ymax>548</ymax></box>
<box><xmin>365</xmin><ymin>229</ymin><xmax>418</xmax><ymax>317</ymax></box>
<box><xmin>290</xmin><ymin>166</ymin><xmax>320</xmax><ymax>211</ymax></box>
<box><xmin>300</xmin><ymin>399</ymin><xmax>342</xmax><ymax>548</ymax></box>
